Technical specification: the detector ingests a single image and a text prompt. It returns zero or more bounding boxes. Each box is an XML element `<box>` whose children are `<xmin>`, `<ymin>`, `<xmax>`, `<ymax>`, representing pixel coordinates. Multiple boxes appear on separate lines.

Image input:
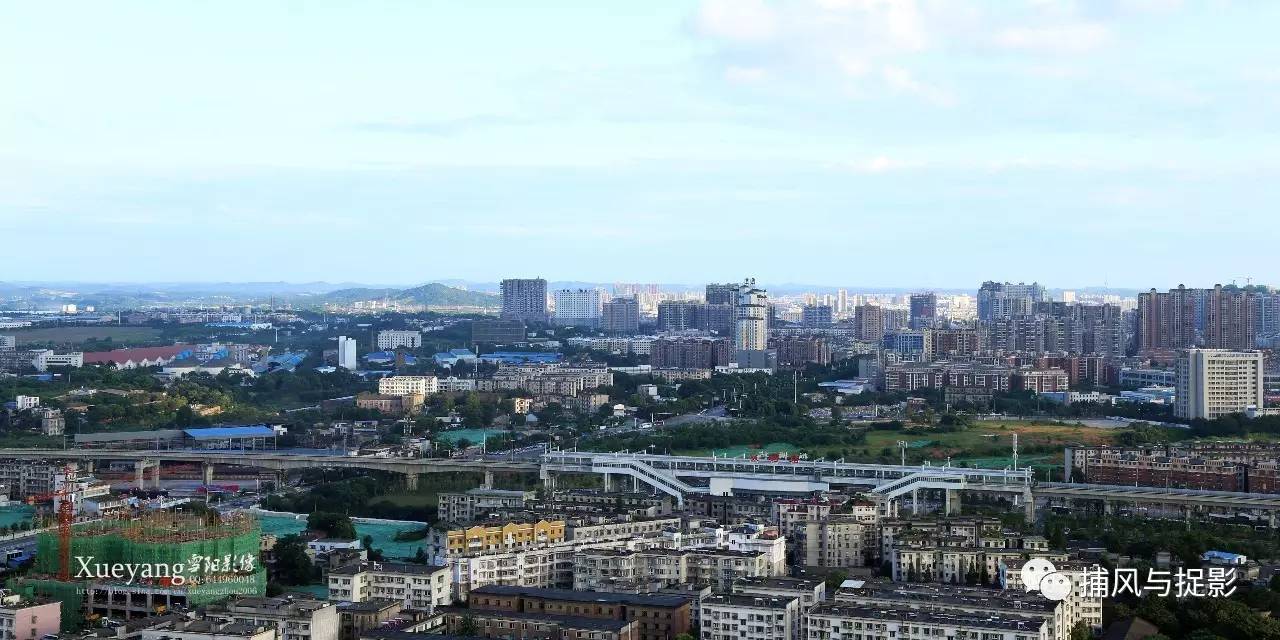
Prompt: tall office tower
<box><xmin>801</xmin><ymin>304</ymin><xmax>834</xmax><ymax>328</ymax></box>
<box><xmin>837</xmin><ymin>289</ymin><xmax>849</xmax><ymax>315</ymax></box>
<box><xmin>706</xmin><ymin>283</ymin><xmax>739</xmax><ymax>306</ymax></box>
<box><xmin>977</xmin><ymin>281</ymin><xmax>1047</xmax><ymax>322</ymax></box>
<box><xmin>1137</xmin><ymin>284</ymin><xmax>1257</xmax><ymax>353</ymax></box>
<box><xmin>1175</xmin><ymin>349</ymin><xmax>1264</xmax><ymax>420</ymax></box>
<box><xmin>601</xmin><ymin>296</ymin><xmax>641</xmax><ymax>335</ymax></box>
<box><xmin>552</xmin><ymin>289</ymin><xmax>603</xmax><ymax>327</ymax></box>
<box><xmin>500</xmin><ymin>278</ymin><xmax>549</xmax><ymax>323</ymax></box>
<box><xmin>734</xmin><ymin>279</ymin><xmax>769</xmax><ymax>351</ymax></box>
<box><xmin>909</xmin><ymin>293</ymin><xmax>937</xmax><ymax>328</ymax></box>
<box><xmin>853</xmin><ymin>304</ymin><xmax>885</xmax><ymax>341</ymax></box>
<box><xmin>337</xmin><ymin>336</ymin><xmax>358</xmax><ymax>370</ymax></box>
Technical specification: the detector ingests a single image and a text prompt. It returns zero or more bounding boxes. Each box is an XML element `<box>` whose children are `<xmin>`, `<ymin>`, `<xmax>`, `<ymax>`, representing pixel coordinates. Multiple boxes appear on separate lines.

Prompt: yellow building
<box><xmin>446</xmin><ymin>520</ymin><xmax>565</xmax><ymax>555</ymax></box>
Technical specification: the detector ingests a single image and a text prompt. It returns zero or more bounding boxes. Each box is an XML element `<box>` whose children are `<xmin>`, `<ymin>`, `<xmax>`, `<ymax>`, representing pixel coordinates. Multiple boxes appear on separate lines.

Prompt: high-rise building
<box><xmin>801</xmin><ymin>304</ymin><xmax>833</xmax><ymax>328</ymax></box>
<box><xmin>734</xmin><ymin>279</ymin><xmax>768</xmax><ymax>351</ymax></box>
<box><xmin>500</xmin><ymin>278</ymin><xmax>549</xmax><ymax>323</ymax></box>
<box><xmin>1137</xmin><ymin>285</ymin><xmax>1257</xmax><ymax>354</ymax></box>
<box><xmin>706</xmin><ymin>283</ymin><xmax>739</xmax><ymax>306</ymax></box>
<box><xmin>853</xmin><ymin>304</ymin><xmax>885</xmax><ymax>342</ymax></box>
<box><xmin>552</xmin><ymin>289</ymin><xmax>604</xmax><ymax>327</ymax></box>
<box><xmin>601</xmin><ymin>296</ymin><xmax>641</xmax><ymax>335</ymax></box>
<box><xmin>977</xmin><ymin>281</ymin><xmax>1047</xmax><ymax>322</ymax></box>
<box><xmin>337</xmin><ymin>336</ymin><xmax>358</xmax><ymax>370</ymax></box>
<box><xmin>909</xmin><ymin>293</ymin><xmax>937</xmax><ymax>328</ymax></box>
<box><xmin>881</xmin><ymin>307</ymin><xmax>909</xmax><ymax>332</ymax></box>
<box><xmin>1175</xmin><ymin>349</ymin><xmax>1264</xmax><ymax>420</ymax></box>
<box><xmin>836</xmin><ymin>289</ymin><xmax>849</xmax><ymax>316</ymax></box>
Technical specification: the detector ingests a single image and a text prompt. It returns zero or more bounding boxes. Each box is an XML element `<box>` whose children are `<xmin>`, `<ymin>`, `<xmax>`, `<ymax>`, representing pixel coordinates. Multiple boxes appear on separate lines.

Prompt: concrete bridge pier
<box><xmin>911</xmin><ymin>489</ymin><xmax>919</xmax><ymax>515</ymax></box>
<box><xmin>602</xmin><ymin>473</ymin><xmax>613</xmax><ymax>492</ymax></box>
<box><xmin>543</xmin><ymin>471</ymin><xmax>557</xmax><ymax>493</ymax></box>
<box><xmin>945</xmin><ymin>489</ymin><xmax>959</xmax><ymax>516</ymax></box>
<box><xmin>152</xmin><ymin>464</ymin><xmax>161</xmax><ymax>489</ymax></box>
<box><xmin>483</xmin><ymin>470</ymin><xmax>494</xmax><ymax>489</ymax></box>
<box><xmin>134</xmin><ymin>459</ymin><xmax>160</xmax><ymax>490</ymax></box>
<box><xmin>405</xmin><ymin>473</ymin><xmax>420</xmax><ymax>491</ymax></box>
<box><xmin>202</xmin><ymin>462</ymin><xmax>215</xmax><ymax>486</ymax></box>
<box><xmin>1022</xmin><ymin>488</ymin><xmax>1035</xmax><ymax>521</ymax></box>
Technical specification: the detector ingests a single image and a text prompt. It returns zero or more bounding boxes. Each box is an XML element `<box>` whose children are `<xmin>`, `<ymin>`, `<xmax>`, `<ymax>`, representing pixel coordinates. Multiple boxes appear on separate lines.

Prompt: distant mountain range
<box><xmin>316</xmin><ymin>283</ymin><xmax>499</xmax><ymax>308</ymax></box>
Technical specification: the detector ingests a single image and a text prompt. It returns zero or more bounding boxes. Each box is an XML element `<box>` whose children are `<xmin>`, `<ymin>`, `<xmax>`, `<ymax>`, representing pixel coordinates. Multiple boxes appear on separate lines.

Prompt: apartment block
<box><xmin>326</xmin><ymin>561</ymin><xmax>453</xmax><ymax>612</ymax></box>
<box><xmin>1175</xmin><ymin>349</ymin><xmax>1265</xmax><ymax>420</ymax></box>
<box><xmin>375</xmin><ymin>330</ymin><xmax>422</xmax><ymax>350</ymax></box>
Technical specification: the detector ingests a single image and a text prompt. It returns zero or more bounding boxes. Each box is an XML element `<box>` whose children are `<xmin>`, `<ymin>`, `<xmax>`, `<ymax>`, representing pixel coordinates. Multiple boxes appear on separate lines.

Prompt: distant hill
<box><xmin>319</xmin><ymin>283</ymin><xmax>498</xmax><ymax>308</ymax></box>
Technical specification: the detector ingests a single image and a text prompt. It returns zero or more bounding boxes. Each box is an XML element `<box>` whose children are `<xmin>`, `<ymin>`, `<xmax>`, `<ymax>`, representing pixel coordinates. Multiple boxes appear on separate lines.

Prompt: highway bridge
<box><xmin>5</xmin><ymin>447</ymin><xmax>1279</xmax><ymax>520</ymax></box>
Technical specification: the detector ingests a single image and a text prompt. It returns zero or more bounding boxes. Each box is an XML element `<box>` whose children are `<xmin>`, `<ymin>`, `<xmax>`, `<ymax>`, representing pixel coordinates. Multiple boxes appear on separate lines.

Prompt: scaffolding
<box><xmin>14</xmin><ymin>512</ymin><xmax>266</xmax><ymax>630</ymax></box>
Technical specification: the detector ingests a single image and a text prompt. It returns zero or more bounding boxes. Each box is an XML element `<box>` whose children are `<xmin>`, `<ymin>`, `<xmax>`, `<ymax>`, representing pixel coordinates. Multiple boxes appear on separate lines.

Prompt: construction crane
<box><xmin>27</xmin><ymin>463</ymin><xmax>77</xmax><ymax>580</ymax></box>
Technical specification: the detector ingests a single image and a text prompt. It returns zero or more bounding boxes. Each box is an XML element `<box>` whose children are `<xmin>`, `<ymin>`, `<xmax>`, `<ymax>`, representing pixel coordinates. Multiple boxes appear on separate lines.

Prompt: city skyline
<box><xmin>5</xmin><ymin>2</ymin><xmax>1280</xmax><ymax>284</ymax></box>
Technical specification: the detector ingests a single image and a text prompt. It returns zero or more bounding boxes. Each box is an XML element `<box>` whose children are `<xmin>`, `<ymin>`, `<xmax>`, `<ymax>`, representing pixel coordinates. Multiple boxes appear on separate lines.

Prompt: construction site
<box><xmin>8</xmin><ymin>511</ymin><xmax>266</xmax><ymax>630</ymax></box>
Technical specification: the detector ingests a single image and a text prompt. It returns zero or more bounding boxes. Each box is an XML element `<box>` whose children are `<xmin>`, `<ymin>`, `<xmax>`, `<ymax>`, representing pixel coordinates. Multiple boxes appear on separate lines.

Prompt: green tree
<box><xmin>307</xmin><ymin>512</ymin><xmax>357</xmax><ymax>539</ymax></box>
<box><xmin>272</xmin><ymin>535</ymin><xmax>317</xmax><ymax>585</ymax></box>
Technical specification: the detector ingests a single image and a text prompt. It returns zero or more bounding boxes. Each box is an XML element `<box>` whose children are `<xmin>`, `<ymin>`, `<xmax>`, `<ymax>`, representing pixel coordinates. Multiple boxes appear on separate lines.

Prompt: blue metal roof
<box><xmin>184</xmin><ymin>425</ymin><xmax>277</xmax><ymax>439</ymax></box>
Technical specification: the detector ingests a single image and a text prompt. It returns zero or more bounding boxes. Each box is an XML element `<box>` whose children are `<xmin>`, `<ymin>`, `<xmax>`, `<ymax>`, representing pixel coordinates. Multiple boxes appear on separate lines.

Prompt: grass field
<box><xmin>9</xmin><ymin>326</ymin><xmax>162</xmax><ymax>346</ymax></box>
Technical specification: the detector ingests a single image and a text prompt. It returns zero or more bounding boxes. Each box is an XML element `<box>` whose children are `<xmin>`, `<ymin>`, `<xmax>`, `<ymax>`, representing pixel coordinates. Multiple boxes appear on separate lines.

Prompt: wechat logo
<box><xmin>1021</xmin><ymin>558</ymin><xmax>1072</xmax><ymax>601</ymax></box>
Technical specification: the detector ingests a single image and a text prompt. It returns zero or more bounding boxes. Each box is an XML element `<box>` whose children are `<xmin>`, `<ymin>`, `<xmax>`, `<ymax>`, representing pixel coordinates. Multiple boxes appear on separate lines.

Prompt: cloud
<box><xmin>993</xmin><ymin>23</ymin><xmax>1110</xmax><ymax>54</ymax></box>
<box><xmin>881</xmin><ymin>65</ymin><xmax>955</xmax><ymax>106</ymax></box>
<box><xmin>696</xmin><ymin>0</ymin><xmax>777</xmax><ymax>42</ymax></box>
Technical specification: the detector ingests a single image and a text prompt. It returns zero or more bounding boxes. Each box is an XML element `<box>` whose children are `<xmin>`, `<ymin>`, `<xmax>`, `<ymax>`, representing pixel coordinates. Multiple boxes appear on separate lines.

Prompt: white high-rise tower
<box><xmin>734</xmin><ymin>278</ymin><xmax>769</xmax><ymax>351</ymax></box>
<box><xmin>337</xmin><ymin>336</ymin><xmax>358</xmax><ymax>370</ymax></box>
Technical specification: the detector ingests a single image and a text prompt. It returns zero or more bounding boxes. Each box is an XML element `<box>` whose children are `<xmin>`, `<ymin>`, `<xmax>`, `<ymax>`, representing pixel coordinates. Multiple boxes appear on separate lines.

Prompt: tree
<box><xmin>457</xmin><ymin>614</ymin><xmax>479</xmax><ymax>637</ymax></box>
<box><xmin>1069</xmin><ymin>622</ymin><xmax>1092</xmax><ymax>640</ymax></box>
<box><xmin>272</xmin><ymin>535</ymin><xmax>317</xmax><ymax>585</ymax></box>
<box><xmin>307</xmin><ymin>512</ymin><xmax>357</xmax><ymax>540</ymax></box>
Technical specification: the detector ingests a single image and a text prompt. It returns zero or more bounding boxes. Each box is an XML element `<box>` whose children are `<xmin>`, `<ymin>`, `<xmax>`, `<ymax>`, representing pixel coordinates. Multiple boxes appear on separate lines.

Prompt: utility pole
<box><xmin>898</xmin><ymin>440</ymin><xmax>908</xmax><ymax>467</ymax></box>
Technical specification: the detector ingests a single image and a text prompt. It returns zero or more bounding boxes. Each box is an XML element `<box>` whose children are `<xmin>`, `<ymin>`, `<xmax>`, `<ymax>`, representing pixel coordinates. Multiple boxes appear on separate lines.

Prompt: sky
<box><xmin>3</xmin><ymin>1</ymin><xmax>1280</xmax><ymax>289</ymax></box>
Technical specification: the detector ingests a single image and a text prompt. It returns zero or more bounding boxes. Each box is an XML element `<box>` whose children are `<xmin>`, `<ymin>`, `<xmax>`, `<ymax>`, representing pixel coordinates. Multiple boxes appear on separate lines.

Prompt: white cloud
<box><xmin>845</xmin><ymin>155</ymin><xmax>920</xmax><ymax>173</ymax></box>
<box><xmin>696</xmin><ymin>0</ymin><xmax>777</xmax><ymax>42</ymax></box>
<box><xmin>881</xmin><ymin>65</ymin><xmax>955</xmax><ymax>106</ymax></box>
<box><xmin>993</xmin><ymin>23</ymin><xmax>1110</xmax><ymax>53</ymax></box>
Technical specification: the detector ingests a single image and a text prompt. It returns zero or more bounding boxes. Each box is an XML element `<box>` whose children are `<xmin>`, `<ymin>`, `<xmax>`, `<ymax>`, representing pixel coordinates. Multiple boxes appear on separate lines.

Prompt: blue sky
<box><xmin>3</xmin><ymin>1</ymin><xmax>1279</xmax><ymax>288</ymax></box>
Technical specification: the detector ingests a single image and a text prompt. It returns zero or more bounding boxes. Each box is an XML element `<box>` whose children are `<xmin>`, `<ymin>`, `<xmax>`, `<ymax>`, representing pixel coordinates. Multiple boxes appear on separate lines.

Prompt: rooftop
<box><xmin>702</xmin><ymin>595</ymin><xmax>798</xmax><ymax>609</ymax></box>
<box><xmin>808</xmin><ymin>603</ymin><xmax>1047</xmax><ymax>632</ymax></box>
<box><xmin>470</xmin><ymin>584</ymin><xmax>691</xmax><ymax>608</ymax></box>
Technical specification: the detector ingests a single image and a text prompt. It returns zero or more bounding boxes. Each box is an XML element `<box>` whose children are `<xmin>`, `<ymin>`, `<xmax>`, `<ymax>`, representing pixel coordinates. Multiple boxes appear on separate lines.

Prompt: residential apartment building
<box><xmin>502</xmin><ymin>278</ymin><xmax>550</xmax><ymax>323</ymax></box>
<box><xmin>801</xmin><ymin>305</ymin><xmax>833</xmax><ymax>328</ymax></box>
<box><xmin>375</xmin><ymin>330</ymin><xmax>422</xmax><ymax>350</ymax></box>
<box><xmin>603</xmin><ymin>297</ymin><xmax>642</xmax><ymax>335</ymax></box>
<box><xmin>437</xmin><ymin>488</ymin><xmax>535</xmax><ymax>524</ymax></box>
<box><xmin>439</xmin><ymin>607</ymin><xmax>636</xmax><ymax>640</ymax></box>
<box><xmin>1175</xmin><ymin>349</ymin><xmax>1264</xmax><ymax>419</ymax></box>
<box><xmin>650</xmin><ymin>337</ymin><xmax>732</xmax><ymax>369</ymax></box>
<box><xmin>0</xmin><ymin>597</ymin><xmax>59</xmax><ymax>640</ymax></box>
<box><xmin>434</xmin><ymin>520</ymin><xmax>567</xmax><ymax>557</ymax></box>
<box><xmin>464</xmin><ymin>585</ymin><xmax>693</xmax><ymax>640</ymax></box>
<box><xmin>326</xmin><ymin>561</ymin><xmax>453</xmax><ymax>612</ymax></box>
<box><xmin>700</xmin><ymin>595</ymin><xmax>799</xmax><ymax>640</ymax></box>
<box><xmin>770</xmin><ymin>337</ymin><xmax>831</xmax><ymax>367</ymax></box>
<box><xmin>853</xmin><ymin>305</ymin><xmax>885</xmax><ymax>342</ymax></box>
<box><xmin>805</xmin><ymin>603</ymin><xmax>1050</xmax><ymax>640</ymax></box>
<box><xmin>553</xmin><ymin>289</ymin><xmax>604</xmax><ymax>327</ymax></box>
<box><xmin>376</xmin><ymin>375</ymin><xmax>437</xmax><ymax>396</ymax></box>
<box><xmin>205</xmin><ymin>596</ymin><xmax>341</xmax><ymax>640</ymax></box>
<box><xmin>735</xmin><ymin>280</ymin><xmax>769</xmax><ymax>352</ymax></box>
